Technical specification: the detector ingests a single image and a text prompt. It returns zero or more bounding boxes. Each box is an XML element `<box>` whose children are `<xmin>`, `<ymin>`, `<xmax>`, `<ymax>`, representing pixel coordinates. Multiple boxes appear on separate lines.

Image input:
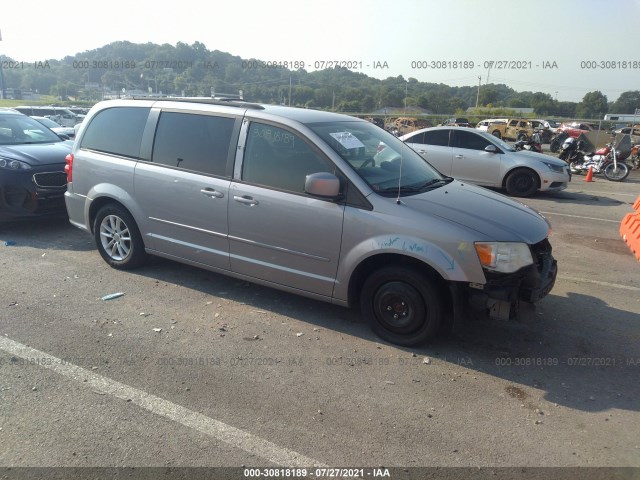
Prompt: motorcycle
<box><xmin>569</xmin><ymin>141</ymin><xmax>630</xmax><ymax>182</ymax></box>
<box><xmin>514</xmin><ymin>130</ymin><xmax>543</xmax><ymax>153</ymax></box>
<box><xmin>558</xmin><ymin>137</ymin><xmax>582</xmax><ymax>163</ymax></box>
<box><xmin>631</xmin><ymin>144</ymin><xmax>640</xmax><ymax>169</ymax></box>
<box><xmin>549</xmin><ymin>131</ymin><xmax>569</xmax><ymax>153</ymax></box>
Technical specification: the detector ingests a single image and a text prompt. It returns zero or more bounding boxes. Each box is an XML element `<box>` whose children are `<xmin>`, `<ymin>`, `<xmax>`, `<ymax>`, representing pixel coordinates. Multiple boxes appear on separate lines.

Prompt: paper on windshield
<box><xmin>329</xmin><ymin>131</ymin><xmax>365</xmax><ymax>150</ymax></box>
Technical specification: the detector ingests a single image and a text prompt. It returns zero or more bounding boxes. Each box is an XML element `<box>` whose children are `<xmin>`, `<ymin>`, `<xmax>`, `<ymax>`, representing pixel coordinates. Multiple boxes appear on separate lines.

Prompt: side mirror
<box><xmin>304</xmin><ymin>172</ymin><xmax>341</xmax><ymax>198</ymax></box>
<box><xmin>484</xmin><ymin>145</ymin><xmax>498</xmax><ymax>153</ymax></box>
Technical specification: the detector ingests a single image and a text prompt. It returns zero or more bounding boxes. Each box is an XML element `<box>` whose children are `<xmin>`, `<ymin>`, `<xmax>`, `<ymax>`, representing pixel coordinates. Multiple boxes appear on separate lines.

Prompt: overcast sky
<box><xmin>1</xmin><ymin>0</ymin><xmax>639</xmax><ymax>102</ymax></box>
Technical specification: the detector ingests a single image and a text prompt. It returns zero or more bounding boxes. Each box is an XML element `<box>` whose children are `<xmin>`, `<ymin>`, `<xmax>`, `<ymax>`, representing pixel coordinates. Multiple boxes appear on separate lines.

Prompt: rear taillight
<box><xmin>64</xmin><ymin>153</ymin><xmax>73</xmax><ymax>182</ymax></box>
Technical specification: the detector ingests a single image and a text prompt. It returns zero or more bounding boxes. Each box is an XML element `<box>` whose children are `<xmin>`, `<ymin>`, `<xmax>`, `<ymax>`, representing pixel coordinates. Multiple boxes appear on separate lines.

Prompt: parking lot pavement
<box><xmin>0</xmin><ymin>171</ymin><xmax>639</xmax><ymax>472</ymax></box>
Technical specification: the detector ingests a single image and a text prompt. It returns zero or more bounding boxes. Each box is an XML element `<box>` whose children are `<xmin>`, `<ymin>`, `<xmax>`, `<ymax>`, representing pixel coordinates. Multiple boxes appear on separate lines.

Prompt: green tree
<box><xmin>609</xmin><ymin>91</ymin><xmax>640</xmax><ymax>114</ymax></box>
<box><xmin>576</xmin><ymin>91</ymin><xmax>608</xmax><ymax>119</ymax></box>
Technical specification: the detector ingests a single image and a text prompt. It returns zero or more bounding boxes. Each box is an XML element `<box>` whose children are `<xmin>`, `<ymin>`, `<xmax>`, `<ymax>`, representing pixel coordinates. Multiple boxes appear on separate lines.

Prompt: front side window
<box><xmin>310</xmin><ymin>121</ymin><xmax>447</xmax><ymax>197</ymax></box>
<box><xmin>242</xmin><ymin>122</ymin><xmax>333</xmax><ymax>194</ymax></box>
<box><xmin>81</xmin><ymin>107</ymin><xmax>149</xmax><ymax>158</ymax></box>
<box><xmin>452</xmin><ymin>130</ymin><xmax>493</xmax><ymax>150</ymax></box>
<box><xmin>152</xmin><ymin>112</ymin><xmax>234</xmax><ymax>176</ymax></box>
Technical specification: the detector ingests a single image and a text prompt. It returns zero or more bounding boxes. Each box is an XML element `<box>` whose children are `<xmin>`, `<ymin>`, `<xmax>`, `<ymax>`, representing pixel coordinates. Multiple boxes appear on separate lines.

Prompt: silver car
<box><xmin>397</xmin><ymin>126</ymin><xmax>571</xmax><ymax>197</ymax></box>
<box><xmin>65</xmin><ymin>99</ymin><xmax>558</xmax><ymax>346</ymax></box>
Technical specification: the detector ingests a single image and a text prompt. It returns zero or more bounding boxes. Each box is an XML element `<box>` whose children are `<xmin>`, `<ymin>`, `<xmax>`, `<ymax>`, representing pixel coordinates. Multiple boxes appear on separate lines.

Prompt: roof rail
<box><xmin>130</xmin><ymin>96</ymin><xmax>265</xmax><ymax>110</ymax></box>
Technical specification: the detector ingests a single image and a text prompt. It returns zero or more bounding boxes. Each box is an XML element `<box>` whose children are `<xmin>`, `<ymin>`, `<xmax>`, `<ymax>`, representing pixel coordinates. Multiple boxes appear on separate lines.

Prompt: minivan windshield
<box><xmin>310</xmin><ymin>121</ymin><xmax>448</xmax><ymax>196</ymax></box>
<box><xmin>0</xmin><ymin>114</ymin><xmax>63</xmax><ymax>145</ymax></box>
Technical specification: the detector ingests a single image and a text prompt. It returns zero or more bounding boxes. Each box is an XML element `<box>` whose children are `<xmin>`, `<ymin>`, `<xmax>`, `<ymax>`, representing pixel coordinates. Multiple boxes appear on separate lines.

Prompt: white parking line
<box><xmin>558</xmin><ymin>275</ymin><xmax>640</xmax><ymax>292</ymax></box>
<box><xmin>540</xmin><ymin>212</ymin><xmax>620</xmax><ymax>223</ymax></box>
<box><xmin>0</xmin><ymin>336</ymin><xmax>325</xmax><ymax>468</ymax></box>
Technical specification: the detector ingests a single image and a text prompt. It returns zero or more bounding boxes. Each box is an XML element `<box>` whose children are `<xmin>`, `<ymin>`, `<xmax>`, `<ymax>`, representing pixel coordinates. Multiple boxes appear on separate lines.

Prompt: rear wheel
<box><xmin>94</xmin><ymin>204</ymin><xmax>147</xmax><ymax>269</ymax></box>
<box><xmin>603</xmin><ymin>161</ymin><xmax>629</xmax><ymax>181</ymax></box>
<box><xmin>360</xmin><ymin>266</ymin><xmax>443</xmax><ymax>346</ymax></box>
<box><xmin>505</xmin><ymin>168</ymin><xmax>539</xmax><ymax>197</ymax></box>
<box><xmin>492</xmin><ymin>130</ymin><xmax>502</xmax><ymax>139</ymax></box>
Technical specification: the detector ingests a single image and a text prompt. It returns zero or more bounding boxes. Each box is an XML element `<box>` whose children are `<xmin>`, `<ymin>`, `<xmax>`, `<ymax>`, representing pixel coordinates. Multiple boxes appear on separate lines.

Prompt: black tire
<box><xmin>603</xmin><ymin>162</ymin><xmax>629</xmax><ymax>182</ymax></box>
<box><xmin>360</xmin><ymin>266</ymin><xmax>443</xmax><ymax>346</ymax></box>
<box><xmin>550</xmin><ymin>140</ymin><xmax>560</xmax><ymax>153</ymax></box>
<box><xmin>93</xmin><ymin>204</ymin><xmax>147</xmax><ymax>269</ymax></box>
<box><xmin>505</xmin><ymin>168</ymin><xmax>539</xmax><ymax>197</ymax></box>
<box><xmin>492</xmin><ymin>130</ymin><xmax>502</xmax><ymax>139</ymax></box>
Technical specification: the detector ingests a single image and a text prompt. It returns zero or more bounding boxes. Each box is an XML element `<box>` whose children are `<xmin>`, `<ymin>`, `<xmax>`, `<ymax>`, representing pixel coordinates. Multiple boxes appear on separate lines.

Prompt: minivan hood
<box><xmin>400</xmin><ymin>181</ymin><xmax>550</xmax><ymax>244</ymax></box>
<box><xmin>0</xmin><ymin>142</ymin><xmax>72</xmax><ymax>166</ymax></box>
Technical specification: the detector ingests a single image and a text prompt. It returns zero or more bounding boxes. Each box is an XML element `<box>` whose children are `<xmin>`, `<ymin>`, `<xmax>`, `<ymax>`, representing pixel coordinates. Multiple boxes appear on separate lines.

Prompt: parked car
<box><xmin>439</xmin><ymin>117</ymin><xmax>472</xmax><ymax>127</ymax></box>
<box><xmin>385</xmin><ymin>117</ymin><xmax>432</xmax><ymax>136</ymax></box>
<box><xmin>476</xmin><ymin>118</ymin><xmax>507</xmax><ymax>132</ymax></box>
<box><xmin>13</xmin><ymin>106</ymin><xmax>82</xmax><ymax>127</ymax></box>
<box><xmin>488</xmin><ymin>118</ymin><xmax>536</xmax><ymax>141</ymax></box>
<box><xmin>65</xmin><ymin>98</ymin><xmax>558</xmax><ymax>346</ymax></box>
<box><xmin>557</xmin><ymin>122</ymin><xmax>599</xmax><ymax>138</ymax></box>
<box><xmin>0</xmin><ymin>109</ymin><xmax>72</xmax><ymax>220</ymax></box>
<box><xmin>31</xmin><ymin>116</ymin><xmax>76</xmax><ymax>139</ymax></box>
<box><xmin>612</xmin><ymin>124</ymin><xmax>640</xmax><ymax>136</ymax></box>
<box><xmin>396</xmin><ymin>126</ymin><xmax>571</xmax><ymax>197</ymax></box>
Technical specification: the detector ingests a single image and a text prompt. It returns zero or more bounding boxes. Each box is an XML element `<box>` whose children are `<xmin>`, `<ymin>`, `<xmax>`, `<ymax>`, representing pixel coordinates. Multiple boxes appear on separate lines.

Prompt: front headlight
<box><xmin>0</xmin><ymin>157</ymin><xmax>32</xmax><ymax>170</ymax></box>
<box><xmin>543</xmin><ymin>161</ymin><xmax>565</xmax><ymax>173</ymax></box>
<box><xmin>474</xmin><ymin>242</ymin><xmax>534</xmax><ymax>273</ymax></box>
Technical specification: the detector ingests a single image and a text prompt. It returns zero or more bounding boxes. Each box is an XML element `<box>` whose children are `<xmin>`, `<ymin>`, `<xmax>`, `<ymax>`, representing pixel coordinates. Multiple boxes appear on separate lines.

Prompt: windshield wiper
<box><xmin>379</xmin><ymin>185</ymin><xmax>422</xmax><ymax>193</ymax></box>
<box><xmin>411</xmin><ymin>177</ymin><xmax>453</xmax><ymax>191</ymax></box>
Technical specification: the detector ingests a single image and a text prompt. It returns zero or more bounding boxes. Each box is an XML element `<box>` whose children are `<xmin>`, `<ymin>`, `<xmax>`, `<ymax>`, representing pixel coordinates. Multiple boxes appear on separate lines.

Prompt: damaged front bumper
<box><xmin>450</xmin><ymin>238</ymin><xmax>558</xmax><ymax>323</ymax></box>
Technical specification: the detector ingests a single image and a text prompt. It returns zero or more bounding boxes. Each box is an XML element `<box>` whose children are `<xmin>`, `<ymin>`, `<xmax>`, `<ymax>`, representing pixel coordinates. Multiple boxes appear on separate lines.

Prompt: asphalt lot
<box><xmin>0</xmin><ymin>168</ymin><xmax>639</xmax><ymax>478</ymax></box>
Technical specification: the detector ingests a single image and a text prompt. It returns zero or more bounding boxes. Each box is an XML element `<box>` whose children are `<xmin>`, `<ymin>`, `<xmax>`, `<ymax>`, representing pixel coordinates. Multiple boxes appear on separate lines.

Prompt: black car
<box><xmin>0</xmin><ymin>109</ymin><xmax>72</xmax><ymax>220</ymax></box>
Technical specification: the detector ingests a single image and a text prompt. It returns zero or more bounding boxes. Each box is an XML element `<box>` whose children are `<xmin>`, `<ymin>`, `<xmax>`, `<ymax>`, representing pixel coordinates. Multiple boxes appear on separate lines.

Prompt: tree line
<box><xmin>1</xmin><ymin>41</ymin><xmax>639</xmax><ymax>119</ymax></box>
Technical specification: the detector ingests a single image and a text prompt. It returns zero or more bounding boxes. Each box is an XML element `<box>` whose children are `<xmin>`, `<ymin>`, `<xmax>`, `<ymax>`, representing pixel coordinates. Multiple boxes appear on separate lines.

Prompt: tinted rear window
<box><xmin>423</xmin><ymin>130</ymin><xmax>450</xmax><ymax>147</ymax></box>
<box><xmin>152</xmin><ymin>112</ymin><xmax>235</xmax><ymax>176</ymax></box>
<box><xmin>80</xmin><ymin>107</ymin><xmax>149</xmax><ymax>158</ymax></box>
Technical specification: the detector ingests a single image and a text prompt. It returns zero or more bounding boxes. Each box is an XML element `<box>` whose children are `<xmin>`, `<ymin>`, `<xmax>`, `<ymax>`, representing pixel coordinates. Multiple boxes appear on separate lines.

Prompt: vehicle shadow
<box><xmin>128</xmin><ymin>257</ymin><xmax>639</xmax><ymax>414</ymax></box>
<box><xmin>532</xmin><ymin>190</ymin><xmax>627</xmax><ymax>206</ymax></box>
<box><xmin>482</xmin><ymin>187</ymin><xmax>627</xmax><ymax>206</ymax></box>
<box><xmin>0</xmin><ymin>215</ymin><xmax>94</xmax><ymax>252</ymax></box>
<box><xmin>431</xmin><ymin>291</ymin><xmax>640</xmax><ymax>414</ymax></box>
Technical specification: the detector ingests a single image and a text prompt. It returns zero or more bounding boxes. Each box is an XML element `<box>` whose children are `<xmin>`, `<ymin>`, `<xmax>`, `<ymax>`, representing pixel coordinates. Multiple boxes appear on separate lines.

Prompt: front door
<box><xmin>450</xmin><ymin>129</ymin><xmax>501</xmax><ymax>185</ymax></box>
<box><xmin>228</xmin><ymin>121</ymin><xmax>345</xmax><ymax>297</ymax></box>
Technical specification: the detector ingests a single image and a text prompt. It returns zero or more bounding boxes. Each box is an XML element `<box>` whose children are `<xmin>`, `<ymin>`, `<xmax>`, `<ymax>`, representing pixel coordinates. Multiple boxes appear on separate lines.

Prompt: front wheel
<box><xmin>94</xmin><ymin>204</ymin><xmax>147</xmax><ymax>269</ymax></box>
<box><xmin>603</xmin><ymin>162</ymin><xmax>629</xmax><ymax>182</ymax></box>
<box><xmin>505</xmin><ymin>168</ymin><xmax>539</xmax><ymax>197</ymax></box>
<box><xmin>492</xmin><ymin>130</ymin><xmax>502</xmax><ymax>139</ymax></box>
<box><xmin>360</xmin><ymin>267</ymin><xmax>443</xmax><ymax>346</ymax></box>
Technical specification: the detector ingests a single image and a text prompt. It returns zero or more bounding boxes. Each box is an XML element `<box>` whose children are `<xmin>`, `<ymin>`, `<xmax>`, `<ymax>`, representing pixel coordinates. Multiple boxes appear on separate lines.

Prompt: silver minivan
<box><xmin>64</xmin><ymin>98</ymin><xmax>557</xmax><ymax>346</ymax></box>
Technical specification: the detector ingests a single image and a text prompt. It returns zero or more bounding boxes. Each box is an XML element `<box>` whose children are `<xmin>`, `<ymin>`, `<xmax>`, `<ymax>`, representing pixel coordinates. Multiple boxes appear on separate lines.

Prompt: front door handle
<box><xmin>200</xmin><ymin>188</ymin><xmax>224</xmax><ymax>198</ymax></box>
<box><xmin>233</xmin><ymin>195</ymin><xmax>259</xmax><ymax>206</ymax></box>
<box><xmin>455</xmin><ymin>155</ymin><xmax>464</xmax><ymax>159</ymax></box>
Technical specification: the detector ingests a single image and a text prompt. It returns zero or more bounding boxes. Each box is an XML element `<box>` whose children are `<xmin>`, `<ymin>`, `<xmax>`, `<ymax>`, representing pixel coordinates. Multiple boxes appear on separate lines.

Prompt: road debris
<box><xmin>101</xmin><ymin>292</ymin><xmax>125</xmax><ymax>301</ymax></box>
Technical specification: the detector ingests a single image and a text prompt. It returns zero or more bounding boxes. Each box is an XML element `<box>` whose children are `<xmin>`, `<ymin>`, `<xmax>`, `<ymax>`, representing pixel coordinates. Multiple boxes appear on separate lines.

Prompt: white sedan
<box><xmin>377</xmin><ymin>126</ymin><xmax>571</xmax><ymax>197</ymax></box>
